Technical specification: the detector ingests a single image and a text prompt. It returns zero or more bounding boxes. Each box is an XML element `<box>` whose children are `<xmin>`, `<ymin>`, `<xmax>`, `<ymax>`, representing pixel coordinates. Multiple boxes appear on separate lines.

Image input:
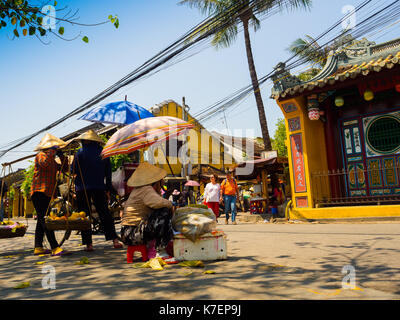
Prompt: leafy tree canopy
<box><xmin>99</xmin><ymin>134</ymin><xmax>132</xmax><ymax>172</ymax></box>
<box><xmin>271</xmin><ymin>118</ymin><xmax>287</xmax><ymax>157</ymax></box>
<box><xmin>0</xmin><ymin>0</ymin><xmax>119</xmax><ymax>43</ymax></box>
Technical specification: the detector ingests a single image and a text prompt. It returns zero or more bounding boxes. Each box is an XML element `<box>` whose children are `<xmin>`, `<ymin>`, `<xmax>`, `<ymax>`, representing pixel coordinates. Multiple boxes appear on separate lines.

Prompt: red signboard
<box><xmin>290</xmin><ymin>133</ymin><xmax>307</xmax><ymax>193</ymax></box>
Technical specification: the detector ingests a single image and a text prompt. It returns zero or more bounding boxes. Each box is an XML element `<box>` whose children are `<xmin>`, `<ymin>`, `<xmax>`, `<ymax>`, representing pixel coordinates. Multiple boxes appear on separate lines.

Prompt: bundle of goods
<box><xmin>45</xmin><ymin>211</ymin><xmax>91</xmax><ymax>231</ymax></box>
<box><xmin>0</xmin><ymin>220</ymin><xmax>27</xmax><ymax>239</ymax></box>
<box><xmin>172</xmin><ymin>205</ymin><xmax>217</xmax><ymax>242</ymax></box>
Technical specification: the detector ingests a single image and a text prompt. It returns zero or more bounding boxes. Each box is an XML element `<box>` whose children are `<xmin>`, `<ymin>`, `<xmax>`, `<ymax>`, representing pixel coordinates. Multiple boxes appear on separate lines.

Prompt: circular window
<box><xmin>366</xmin><ymin>116</ymin><xmax>400</xmax><ymax>154</ymax></box>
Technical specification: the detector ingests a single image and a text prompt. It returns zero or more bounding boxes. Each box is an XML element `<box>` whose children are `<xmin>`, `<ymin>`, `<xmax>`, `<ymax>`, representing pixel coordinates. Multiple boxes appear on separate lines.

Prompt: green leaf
<box><xmin>37</xmin><ymin>16</ymin><xmax>43</xmax><ymax>25</ymax></box>
<box><xmin>19</xmin><ymin>19</ymin><xmax>25</xmax><ymax>27</ymax></box>
<box><xmin>58</xmin><ymin>26</ymin><xmax>64</xmax><ymax>35</ymax></box>
<box><xmin>54</xmin><ymin>1</ymin><xmax>57</xmax><ymax>5</ymax></box>
<box><xmin>82</xmin><ymin>36</ymin><xmax>89</xmax><ymax>43</ymax></box>
<box><xmin>1</xmin><ymin>21</ymin><xmax>6</xmax><ymax>27</ymax></box>
<box><xmin>108</xmin><ymin>15</ymin><xmax>113</xmax><ymax>20</ymax></box>
<box><xmin>29</xmin><ymin>26</ymin><xmax>36</xmax><ymax>35</ymax></box>
<box><xmin>114</xmin><ymin>19</ymin><xmax>119</xmax><ymax>29</ymax></box>
<box><xmin>38</xmin><ymin>27</ymin><xmax>46</xmax><ymax>36</ymax></box>
<box><xmin>13</xmin><ymin>29</ymin><xmax>19</xmax><ymax>37</ymax></box>
<box><xmin>13</xmin><ymin>282</ymin><xmax>30</xmax><ymax>289</ymax></box>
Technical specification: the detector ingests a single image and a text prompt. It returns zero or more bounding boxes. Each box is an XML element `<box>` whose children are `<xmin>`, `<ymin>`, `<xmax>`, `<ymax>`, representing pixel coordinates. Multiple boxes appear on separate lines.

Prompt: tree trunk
<box><xmin>241</xmin><ymin>17</ymin><xmax>272</xmax><ymax>152</ymax></box>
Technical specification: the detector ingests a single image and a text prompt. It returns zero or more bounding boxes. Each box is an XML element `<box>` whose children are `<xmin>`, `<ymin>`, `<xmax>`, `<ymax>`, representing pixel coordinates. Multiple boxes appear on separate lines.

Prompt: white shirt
<box><xmin>204</xmin><ymin>182</ymin><xmax>220</xmax><ymax>203</ymax></box>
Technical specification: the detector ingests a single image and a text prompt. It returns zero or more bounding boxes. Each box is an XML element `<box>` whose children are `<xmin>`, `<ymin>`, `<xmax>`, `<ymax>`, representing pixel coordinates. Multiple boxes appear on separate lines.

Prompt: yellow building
<box><xmin>271</xmin><ymin>37</ymin><xmax>400</xmax><ymax>220</ymax></box>
<box><xmin>148</xmin><ymin>100</ymin><xmax>235</xmax><ymax>184</ymax></box>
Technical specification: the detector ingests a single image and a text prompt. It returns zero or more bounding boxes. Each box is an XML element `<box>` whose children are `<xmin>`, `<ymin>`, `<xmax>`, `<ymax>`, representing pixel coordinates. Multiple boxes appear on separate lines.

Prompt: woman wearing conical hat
<box><xmin>121</xmin><ymin>162</ymin><xmax>177</xmax><ymax>263</ymax></box>
<box><xmin>72</xmin><ymin>129</ymin><xmax>122</xmax><ymax>251</ymax></box>
<box><xmin>30</xmin><ymin>133</ymin><xmax>70</xmax><ymax>256</ymax></box>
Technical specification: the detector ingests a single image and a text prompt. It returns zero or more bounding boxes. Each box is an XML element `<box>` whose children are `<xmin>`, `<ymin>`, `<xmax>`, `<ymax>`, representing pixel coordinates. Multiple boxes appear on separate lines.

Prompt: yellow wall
<box><xmin>24</xmin><ymin>197</ymin><xmax>34</xmax><ymax>218</ymax></box>
<box><xmin>12</xmin><ymin>189</ymin><xmax>20</xmax><ymax>217</ymax></box>
<box><xmin>276</xmin><ymin>97</ymin><xmax>329</xmax><ymax>210</ymax></box>
<box><xmin>151</xmin><ymin>101</ymin><xmax>230</xmax><ymax>176</ymax></box>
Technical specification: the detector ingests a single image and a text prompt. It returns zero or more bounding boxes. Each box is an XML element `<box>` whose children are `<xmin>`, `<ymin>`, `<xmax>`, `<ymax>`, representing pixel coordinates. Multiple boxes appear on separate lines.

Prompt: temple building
<box><xmin>271</xmin><ymin>36</ymin><xmax>400</xmax><ymax>219</ymax></box>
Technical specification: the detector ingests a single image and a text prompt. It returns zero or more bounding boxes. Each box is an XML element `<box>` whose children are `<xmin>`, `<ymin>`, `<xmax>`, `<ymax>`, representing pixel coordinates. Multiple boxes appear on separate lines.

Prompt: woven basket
<box><xmin>0</xmin><ymin>225</ymin><xmax>27</xmax><ymax>239</ymax></box>
<box><xmin>45</xmin><ymin>219</ymin><xmax>91</xmax><ymax>231</ymax></box>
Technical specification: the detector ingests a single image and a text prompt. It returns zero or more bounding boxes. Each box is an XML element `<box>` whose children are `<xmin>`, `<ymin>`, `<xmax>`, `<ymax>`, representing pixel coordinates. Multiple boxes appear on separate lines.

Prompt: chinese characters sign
<box><xmin>290</xmin><ymin>133</ymin><xmax>307</xmax><ymax>193</ymax></box>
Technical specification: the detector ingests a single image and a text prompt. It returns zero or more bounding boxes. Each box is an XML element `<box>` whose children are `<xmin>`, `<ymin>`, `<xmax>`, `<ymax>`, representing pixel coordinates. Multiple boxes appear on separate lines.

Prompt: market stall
<box><xmin>234</xmin><ymin>155</ymin><xmax>288</xmax><ymax>215</ymax></box>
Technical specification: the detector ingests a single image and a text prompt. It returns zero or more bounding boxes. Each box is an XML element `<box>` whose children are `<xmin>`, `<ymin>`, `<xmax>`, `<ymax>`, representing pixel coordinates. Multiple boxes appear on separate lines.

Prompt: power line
<box><xmin>0</xmin><ymin>0</ymin><xmax>296</xmax><ymax>158</ymax></box>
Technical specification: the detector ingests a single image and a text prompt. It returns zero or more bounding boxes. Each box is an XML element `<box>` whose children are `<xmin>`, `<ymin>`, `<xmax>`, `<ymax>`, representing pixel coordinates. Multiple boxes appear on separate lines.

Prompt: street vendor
<box><xmin>72</xmin><ymin>130</ymin><xmax>123</xmax><ymax>252</ymax></box>
<box><xmin>30</xmin><ymin>133</ymin><xmax>70</xmax><ymax>256</ymax></box>
<box><xmin>121</xmin><ymin>161</ymin><xmax>177</xmax><ymax>263</ymax></box>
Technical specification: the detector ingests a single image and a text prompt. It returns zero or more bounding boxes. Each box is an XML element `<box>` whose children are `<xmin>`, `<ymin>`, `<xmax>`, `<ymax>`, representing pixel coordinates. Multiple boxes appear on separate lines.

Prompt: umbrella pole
<box><xmin>161</xmin><ymin>148</ymin><xmax>175</xmax><ymax>177</ymax></box>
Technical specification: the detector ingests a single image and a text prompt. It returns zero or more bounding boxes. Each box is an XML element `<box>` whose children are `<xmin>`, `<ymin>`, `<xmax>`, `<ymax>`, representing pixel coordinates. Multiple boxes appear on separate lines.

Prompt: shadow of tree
<box><xmin>1</xmin><ymin>222</ymin><xmax>400</xmax><ymax>299</ymax></box>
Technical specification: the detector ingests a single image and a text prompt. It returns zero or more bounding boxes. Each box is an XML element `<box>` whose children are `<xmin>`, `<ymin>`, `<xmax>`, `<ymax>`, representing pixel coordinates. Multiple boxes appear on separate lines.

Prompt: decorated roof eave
<box><xmin>272</xmin><ymin>50</ymin><xmax>400</xmax><ymax>101</ymax></box>
<box><xmin>270</xmin><ymin>37</ymin><xmax>400</xmax><ymax>101</ymax></box>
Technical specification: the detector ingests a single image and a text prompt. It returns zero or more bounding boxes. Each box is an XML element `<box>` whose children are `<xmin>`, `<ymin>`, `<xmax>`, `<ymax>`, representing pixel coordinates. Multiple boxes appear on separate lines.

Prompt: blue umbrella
<box><xmin>79</xmin><ymin>97</ymin><xmax>154</xmax><ymax>125</ymax></box>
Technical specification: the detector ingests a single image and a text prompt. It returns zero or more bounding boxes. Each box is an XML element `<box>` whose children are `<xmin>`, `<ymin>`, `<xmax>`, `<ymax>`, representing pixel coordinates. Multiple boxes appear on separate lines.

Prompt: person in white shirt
<box><xmin>203</xmin><ymin>174</ymin><xmax>221</xmax><ymax>221</ymax></box>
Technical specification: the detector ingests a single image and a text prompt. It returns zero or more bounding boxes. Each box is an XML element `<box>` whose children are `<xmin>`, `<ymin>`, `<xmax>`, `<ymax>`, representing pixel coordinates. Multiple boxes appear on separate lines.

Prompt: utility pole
<box><xmin>182</xmin><ymin>97</ymin><xmax>188</xmax><ymax>178</ymax></box>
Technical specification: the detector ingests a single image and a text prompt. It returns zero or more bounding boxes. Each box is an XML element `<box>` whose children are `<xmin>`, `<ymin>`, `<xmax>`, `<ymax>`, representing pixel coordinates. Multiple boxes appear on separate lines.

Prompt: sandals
<box><xmin>84</xmin><ymin>245</ymin><xmax>94</xmax><ymax>252</ymax></box>
<box><xmin>51</xmin><ymin>248</ymin><xmax>72</xmax><ymax>257</ymax></box>
<box><xmin>34</xmin><ymin>248</ymin><xmax>51</xmax><ymax>255</ymax></box>
<box><xmin>162</xmin><ymin>256</ymin><xmax>179</xmax><ymax>264</ymax></box>
<box><xmin>113</xmin><ymin>241</ymin><xmax>123</xmax><ymax>249</ymax></box>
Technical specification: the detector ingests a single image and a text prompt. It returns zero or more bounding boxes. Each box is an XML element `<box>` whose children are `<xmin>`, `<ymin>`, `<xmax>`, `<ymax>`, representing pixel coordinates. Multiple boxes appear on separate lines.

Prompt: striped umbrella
<box><xmin>101</xmin><ymin>116</ymin><xmax>194</xmax><ymax>158</ymax></box>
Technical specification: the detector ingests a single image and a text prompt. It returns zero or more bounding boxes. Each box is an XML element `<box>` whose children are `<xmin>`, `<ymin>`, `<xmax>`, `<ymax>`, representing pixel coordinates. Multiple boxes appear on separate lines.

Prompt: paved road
<box><xmin>0</xmin><ymin>219</ymin><xmax>399</xmax><ymax>300</ymax></box>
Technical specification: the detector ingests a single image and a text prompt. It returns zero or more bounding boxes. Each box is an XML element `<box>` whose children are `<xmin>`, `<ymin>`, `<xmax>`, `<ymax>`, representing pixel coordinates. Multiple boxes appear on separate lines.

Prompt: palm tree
<box><xmin>288</xmin><ymin>33</ymin><xmax>355</xmax><ymax>70</ymax></box>
<box><xmin>287</xmin><ymin>34</ymin><xmax>328</xmax><ymax>69</ymax></box>
<box><xmin>178</xmin><ymin>0</ymin><xmax>312</xmax><ymax>151</ymax></box>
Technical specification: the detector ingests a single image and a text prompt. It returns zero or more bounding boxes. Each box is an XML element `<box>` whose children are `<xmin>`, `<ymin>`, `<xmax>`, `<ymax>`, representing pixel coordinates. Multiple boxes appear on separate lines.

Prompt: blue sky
<box><xmin>1</xmin><ymin>0</ymin><xmax>399</xmax><ymax>169</ymax></box>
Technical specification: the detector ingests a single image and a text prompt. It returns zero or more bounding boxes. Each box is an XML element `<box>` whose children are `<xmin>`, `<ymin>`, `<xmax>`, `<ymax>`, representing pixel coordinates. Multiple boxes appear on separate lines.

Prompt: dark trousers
<box><xmin>76</xmin><ymin>190</ymin><xmax>117</xmax><ymax>245</ymax></box>
<box><xmin>31</xmin><ymin>192</ymin><xmax>59</xmax><ymax>250</ymax></box>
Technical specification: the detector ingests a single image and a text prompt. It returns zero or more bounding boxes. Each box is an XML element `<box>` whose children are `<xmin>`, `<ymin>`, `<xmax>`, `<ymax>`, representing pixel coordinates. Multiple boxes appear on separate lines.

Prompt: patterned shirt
<box><xmin>31</xmin><ymin>149</ymin><xmax>60</xmax><ymax>198</ymax></box>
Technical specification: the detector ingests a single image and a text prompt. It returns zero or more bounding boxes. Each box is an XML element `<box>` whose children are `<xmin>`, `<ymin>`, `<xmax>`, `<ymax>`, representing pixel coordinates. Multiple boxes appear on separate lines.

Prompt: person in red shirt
<box><xmin>30</xmin><ymin>133</ymin><xmax>70</xmax><ymax>256</ymax></box>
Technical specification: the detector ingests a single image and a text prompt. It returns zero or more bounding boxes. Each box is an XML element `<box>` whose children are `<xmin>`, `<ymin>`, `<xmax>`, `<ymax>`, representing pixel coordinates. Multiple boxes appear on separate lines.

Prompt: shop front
<box><xmin>271</xmin><ymin>37</ymin><xmax>400</xmax><ymax>219</ymax></box>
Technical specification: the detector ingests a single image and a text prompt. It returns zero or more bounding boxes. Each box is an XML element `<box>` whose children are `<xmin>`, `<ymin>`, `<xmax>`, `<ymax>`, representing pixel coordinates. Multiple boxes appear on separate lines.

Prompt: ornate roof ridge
<box><xmin>270</xmin><ymin>36</ymin><xmax>400</xmax><ymax>99</ymax></box>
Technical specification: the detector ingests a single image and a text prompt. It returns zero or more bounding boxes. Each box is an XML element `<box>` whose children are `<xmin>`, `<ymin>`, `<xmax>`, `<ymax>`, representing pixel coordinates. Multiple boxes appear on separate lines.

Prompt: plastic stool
<box><xmin>127</xmin><ymin>245</ymin><xmax>148</xmax><ymax>263</ymax></box>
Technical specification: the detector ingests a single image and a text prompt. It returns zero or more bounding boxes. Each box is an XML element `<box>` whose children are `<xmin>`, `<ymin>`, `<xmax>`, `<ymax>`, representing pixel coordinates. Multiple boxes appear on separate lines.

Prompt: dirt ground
<box><xmin>1</xmin><ymin>217</ymin><xmax>400</xmax><ymax>300</ymax></box>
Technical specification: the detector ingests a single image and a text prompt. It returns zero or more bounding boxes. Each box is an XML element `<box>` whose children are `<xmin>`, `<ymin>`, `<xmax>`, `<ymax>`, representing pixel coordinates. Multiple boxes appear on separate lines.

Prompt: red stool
<box><xmin>127</xmin><ymin>245</ymin><xmax>148</xmax><ymax>263</ymax></box>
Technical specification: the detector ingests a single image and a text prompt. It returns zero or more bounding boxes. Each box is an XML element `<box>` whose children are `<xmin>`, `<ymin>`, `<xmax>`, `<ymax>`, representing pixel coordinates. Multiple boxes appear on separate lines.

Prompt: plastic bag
<box><xmin>172</xmin><ymin>206</ymin><xmax>217</xmax><ymax>242</ymax></box>
<box><xmin>112</xmin><ymin>167</ymin><xmax>125</xmax><ymax>197</ymax></box>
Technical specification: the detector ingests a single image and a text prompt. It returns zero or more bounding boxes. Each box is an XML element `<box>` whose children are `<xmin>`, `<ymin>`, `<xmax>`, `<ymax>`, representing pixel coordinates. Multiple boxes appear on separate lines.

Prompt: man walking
<box><xmin>220</xmin><ymin>169</ymin><xmax>240</xmax><ymax>225</ymax></box>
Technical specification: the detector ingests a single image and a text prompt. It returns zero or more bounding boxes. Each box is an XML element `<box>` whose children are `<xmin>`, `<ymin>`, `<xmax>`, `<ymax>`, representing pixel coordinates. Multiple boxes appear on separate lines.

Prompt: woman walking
<box><xmin>73</xmin><ymin>130</ymin><xmax>123</xmax><ymax>252</ymax></box>
<box><xmin>203</xmin><ymin>174</ymin><xmax>221</xmax><ymax>222</ymax></box>
<box><xmin>31</xmin><ymin>133</ymin><xmax>70</xmax><ymax>256</ymax></box>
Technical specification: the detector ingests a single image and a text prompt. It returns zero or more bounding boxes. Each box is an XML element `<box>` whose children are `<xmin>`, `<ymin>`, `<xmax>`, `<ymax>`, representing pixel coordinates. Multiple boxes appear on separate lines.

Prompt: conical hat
<box><xmin>34</xmin><ymin>133</ymin><xmax>67</xmax><ymax>151</ymax></box>
<box><xmin>127</xmin><ymin>162</ymin><xmax>167</xmax><ymax>187</ymax></box>
<box><xmin>74</xmin><ymin>129</ymin><xmax>104</xmax><ymax>145</ymax></box>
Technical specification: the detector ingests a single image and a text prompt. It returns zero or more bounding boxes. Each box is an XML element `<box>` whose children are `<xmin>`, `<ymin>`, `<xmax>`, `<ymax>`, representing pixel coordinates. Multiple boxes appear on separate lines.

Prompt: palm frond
<box><xmin>282</xmin><ymin>0</ymin><xmax>312</xmax><ymax>12</ymax></box>
<box><xmin>250</xmin><ymin>14</ymin><xmax>261</xmax><ymax>32</ymax></box>
<box><xmin>178</xmin><ymin>0</ymin><xmax>224</xmax><ymax>16</ymax></box>
<box><xmin>211</xmin><ymin>24</ymin><xmax>239</xmax><ymax>49</ymax></box>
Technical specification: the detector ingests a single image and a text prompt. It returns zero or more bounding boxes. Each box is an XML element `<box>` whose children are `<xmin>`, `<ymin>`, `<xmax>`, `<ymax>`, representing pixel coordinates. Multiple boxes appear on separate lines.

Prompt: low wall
<box><xmin>289</xmin><ymin>205</ymin><xmax>400</xmax><ymax>220</ymax></box>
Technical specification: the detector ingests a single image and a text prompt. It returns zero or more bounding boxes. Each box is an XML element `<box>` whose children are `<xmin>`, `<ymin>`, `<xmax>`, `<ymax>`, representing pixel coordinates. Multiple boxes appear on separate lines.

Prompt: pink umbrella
<box><xmin>185</xmin><ymin>180</ymin><xmax>200</xmax><ymax>187</ymax></box>
<box><xmin>101</xmin><ymin>116</ymin><xmax>194</xmax><ymax>158</ymax></box>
